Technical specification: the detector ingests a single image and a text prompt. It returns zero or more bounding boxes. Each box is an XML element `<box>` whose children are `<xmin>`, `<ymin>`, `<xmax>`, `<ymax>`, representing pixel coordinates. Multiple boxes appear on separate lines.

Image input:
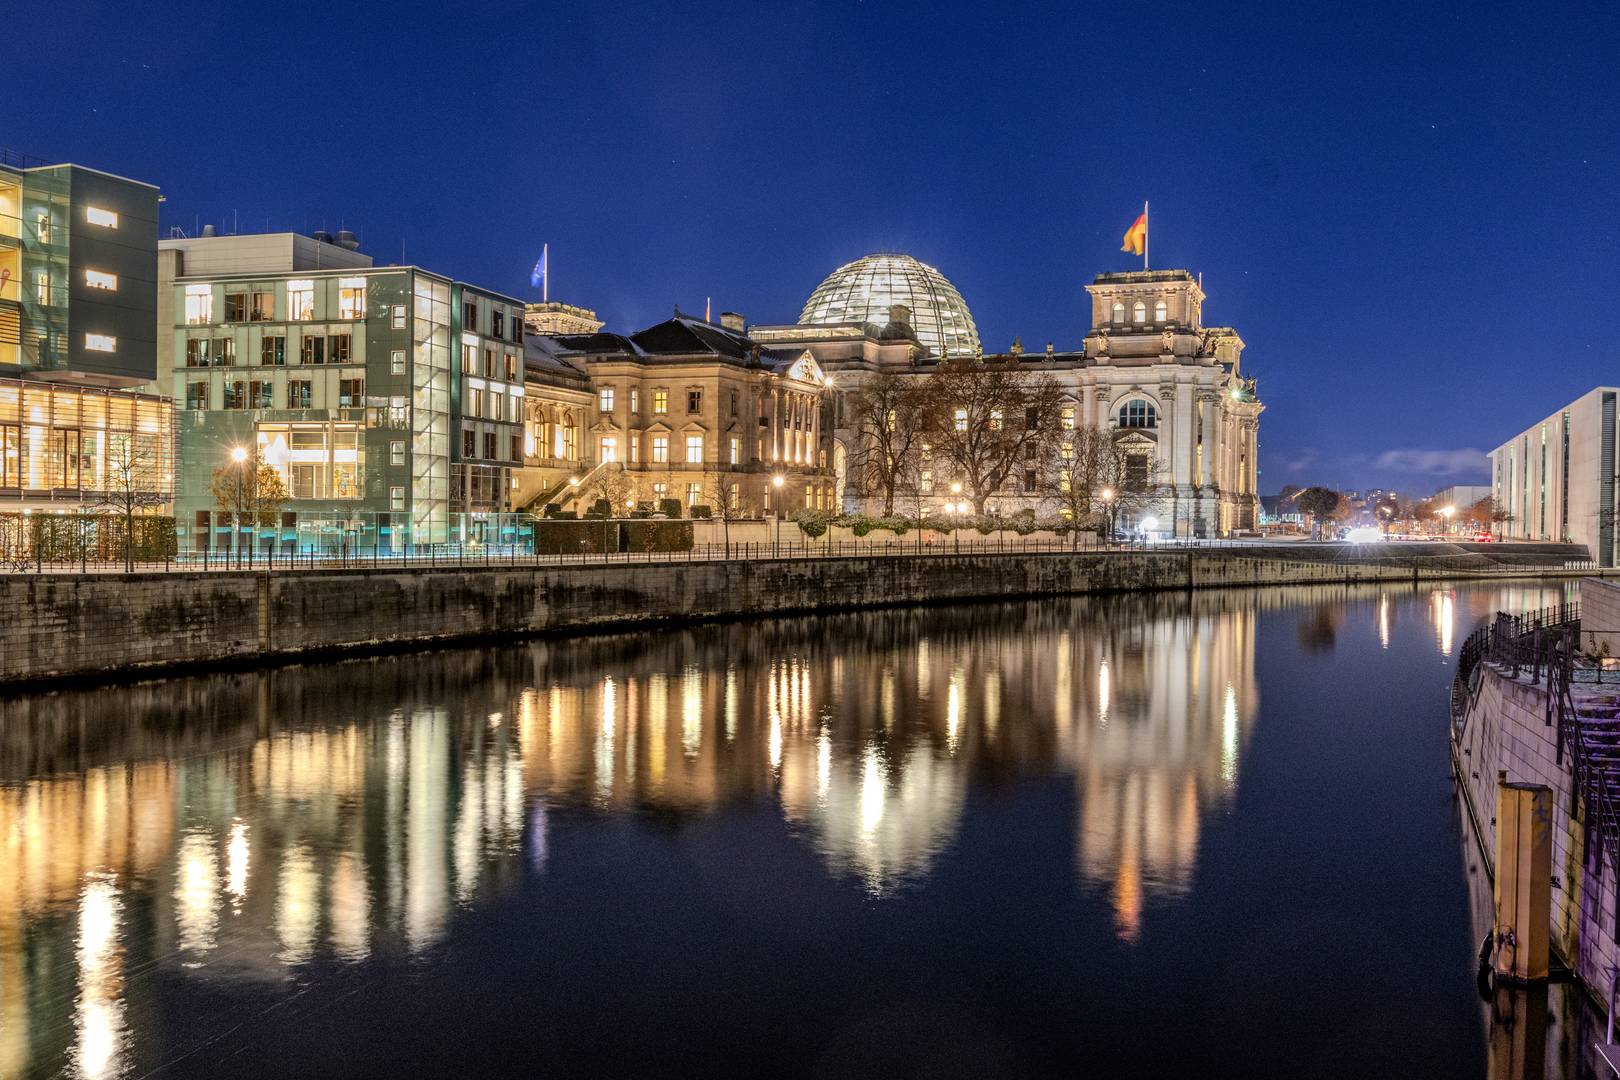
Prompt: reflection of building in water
<box><xmin>0</xmin><ymin>671</ymin><xmax>528</xmax><ymax>1080</ymax></box>
<box><xmin>1064</xmin><ymin>607</ymin><xmax>1259</xmax><ymax>942</ymax></box>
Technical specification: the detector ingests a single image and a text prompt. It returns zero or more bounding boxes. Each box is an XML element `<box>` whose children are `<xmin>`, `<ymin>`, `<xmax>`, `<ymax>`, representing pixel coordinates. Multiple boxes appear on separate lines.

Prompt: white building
<box><xmin>754</xmin><ymin>261</ymin><xmax>1264</xmax><ymax>537</ymax></box>
<box><xmin>1489</xmin><ymin>388</ymin><xmax>1619</xmax><ymax>564</ymax></box>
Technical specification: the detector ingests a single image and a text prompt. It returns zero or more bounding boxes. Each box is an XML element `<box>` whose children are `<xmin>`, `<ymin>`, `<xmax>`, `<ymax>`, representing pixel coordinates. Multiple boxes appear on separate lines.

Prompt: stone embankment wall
<box><xmin>1455</xmin><ymin>664</ymin><xmax>1619</xmax><ymax>992</ymax></box>
<box><xmin>0</xmin><ymin>548</ymin><xmax>1583</xmax><ymax>686</ymax></box>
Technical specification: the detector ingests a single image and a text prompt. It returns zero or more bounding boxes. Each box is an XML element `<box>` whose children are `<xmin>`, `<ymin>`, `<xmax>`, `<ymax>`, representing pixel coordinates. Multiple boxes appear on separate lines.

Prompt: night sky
<box><xmin>9</xmin><ymin>1</ymin><xmax>1616</xmax><ymax>494</ymax></box>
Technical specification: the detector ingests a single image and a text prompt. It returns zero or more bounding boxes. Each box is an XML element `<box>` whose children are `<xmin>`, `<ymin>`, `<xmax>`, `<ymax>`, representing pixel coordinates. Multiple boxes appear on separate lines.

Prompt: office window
<box><xmin>1132</xmin><ymin>300</ymin><xmax>1146</xmax><ymax>322</ymax></box>
<box><xmin>85</xmin><ymin>270</ymin><xmax>117</xmax><ymax>292</ymax></box>
<box><xmin>216</xmin><ymin>337</ymin><xmax>236</xmax><ymax>365</ymax></box>
<box><xmin>84</xmin><ymin>333</ymin><xmax>116</xmax><ymax>353</ymax></box>
<box><xmin>1125</xmin><ymin>452</ymin><xmax>1150</xmax><ymax>489</ymax></box>
<box><xmin>483</xmin><ymin>432</ymin><xmax>497</xmax><ymax>459</ymax></box>
<box><xmin>1112</xmin><ymin>301</ymin><xmax>1125</xmax><ymax>323</ymax></box>
<box><xmin>85</xmin><ymin>206</ymin><xmax>118</xmax><ymax>228</ymax></box>
<box><xmin>185</xmin><ymin>339</ymin><xmax>210</xmax><ymax>367</ymax></box>
<box><xmin>339</xmin><ymin>378</ymin><xmax>364</xmax><ymax>407</ymax></box>
<box><xmin>1061</xmin><ymin>405</ymin><xmax>1075</xmax><ymax>430</ymax></box>
<box><xmin>1023</xmin><ymin>470</ymin><xmax>1037</xmax><ymax>493</ymax></box>
<box><xmin>492</xmin><ymin>310</ymin><xmax>505</xmax><ymax>338</ymax></box>
<box><xmin>224</xmin><ymin>292</ymin><xmax>246</xmax><ymax>321</ymax></box>
<box><xmin>1061</xmin><ymin>441</ymin><xmax>1074</xmax><ymax>460</ymax></box>
<box><xmin>652</xmin><ymin>435</ymin><xmax>668</xmax><ymax>463</ymax></box>
<box><xmin>390</xmin><ymin>486</ymin><xmax>405</xmax><ymax>511</ymax></box>
<box><xmin>249</xmin><ymin>380</ymin><xmax>273</xmax><ymax>409</ymax></box>
<box><xmin>287</xmin><ymin>280</ymin><xmax>315</xmax><ymax>321</ymax></box>
<box><xmin>729</xmin><ymin>436</ymin><xmax>740</xmax><ymax>465</ymax></box>
<box><xmin>505</xmin><ymin>353</ymin><xmax>518</xmax><ymax>380</ymax></box>
<box><xmin>288</xmin><ymin>380</ymin><xmax>312</xmax><ymax>409</ymax></box>
<box><xmin>391</xmin><ymin>305</ymin><xmax>406</xmax><ymax>330</ymax></box>
<box><xmin>389</xmin><ymin>395</ymin><xmax>407</xmax><ymax>427</ymax></box>
<box><xmin>652</xmin><ymin>482</ymin><xmax>667</xmax><ymax>500</ymax></box>
<box><xmin>463</xmin><ymin>301</ymin><xmax>478</xmax><ymax>330</ymax></box>
<box><xmin>687</xmin><ymin>482</ymin><xmax>702</xmax><ymax>505</ymax></box>
<box><xmin>687</xmin><ymin>389</ymin><xmax>702</xmax><ymax>414</ymax></box>
<box><xmin>920</xmin><ymin>470</ymin><xmax>933</xmax><ymax>493</ymax></box>
<box><xmin>954</xmin><ymin>408</ymin><xmax>968</xmax><ymax>432</ymax></box>
<box><xmin>598</xmin><ymin>386</ymin><xmax>614</xmax><ymax>412</ymax></box>
<box><xmin>653</xmin><ymin>389</ymin><xmax>668</xmax><ymax>414</ymax></box>
<box><xmin>261</xmin><ymin>335</ymin><xmax>286</xmax><ymax>366</ymax></box>
<box><xmin>338</xmin><ymin>278</ymin><xmax>367</xmax><ymax>319</ymax></box>
<box><xmin>186</xmin><ymin>382</ymin><xmax>208</xmax><ymax>410</ymax></box>
<box><xmin>1154</xmin><ymin>299</ymin><xmax>1168</xmax><ymax>322</ymax></box>
<box><xmin>1119</xmin><ymin>400</ymin><xmax>1158</xmax><ymax>429</ymax></box>
<box><xmin>600</xmin><ymin>436</ymin><xmax>618</xmax><ymax>463</ymax></box>
<box><xmin>391</xmin><ymin>349</ymin><xmax>405</xmax><ymax>375</ymax></box>
<box><xmin>390</xmin><ymin>440</ymin><xmax>405</xmax><ymax>466</ymax></box>
<box><xmin>685</xmin><ymin>434</ymin><xmax>703</xmax><ymax>463</ymax></box>
<box><xmin>729</xmin><ymin>389</ymin><xmax>739</xmax><ymax>417</ymax></box>
<box><xmin>462</xmin><ymin>429</ymin><xmax>476</xmax><ymax>457</ymax></box>
<box><xmin>184</xmin><ymin>284</ymin><xmax>213</xmax><ymax>324</ymax></box>
<box><xmin>629</xmin><ymin>388</ymin><xmax>640</xmax><ymax>414</ymax></box>
<box><xmin>34</xmin><ymin>211</ymin><xmax>50</xmax><ymax>244</ymax></box>
<box><xmin>629</xmin><ymin>436</ymin><xmax>640</xmax><ymax>464</ymax></box>
<box><xmin>483</xmin><ymin>348</ymin><xmax>496</xmax><ymax>377</ymax></box>
<box><xmin>259</xmin><ymin>423</ymin><xmax>363</xmax><ymax>499</ymax></box>
<box><xmin>330</xmin><ymin>333</ymin><xmax>351</xmax><ymax>363</ymax></box>
<box><xmin>251</xmin><ymin>291</ymin><xmax>273</xmax><ymax>321</ymax></box>
<box><xmin>467</xmin><ymin>387</ymin><xmax>483</xmax><ymax>417</ymax></box>
<box><xmin>300</xmin><ymin>336</ymin><xmax>325</xmax><ymax>365</ymax></box>
<box><xmin>224</xmin><ymin>381</ymin><xmax>246</xmax><ymax>408</ymax></box>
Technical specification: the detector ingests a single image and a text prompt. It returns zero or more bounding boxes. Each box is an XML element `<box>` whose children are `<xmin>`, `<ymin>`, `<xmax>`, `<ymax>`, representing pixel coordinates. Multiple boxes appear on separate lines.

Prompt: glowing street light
<box><xmin>230</xmin><ymin>446</ymin><xmax>248</xmax><ymax>464</ymax></box>
<box><xmin>1100</xmin><ymin>487</ymin><xmax>1117</xmax><ymax>544</ymax></box>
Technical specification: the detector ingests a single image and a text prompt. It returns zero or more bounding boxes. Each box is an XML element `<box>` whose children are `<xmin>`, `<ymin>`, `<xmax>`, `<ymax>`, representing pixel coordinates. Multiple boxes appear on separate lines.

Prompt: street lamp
<box><xmin>228</xmin><ymin>446</ymin><xmax>251</xmax><ymax>567</ymax></box>
<box><xmin>1100</xmin><ymin>487</ymin><xmax>1116</xmax><ymax>544</ymax></box>
<box><xmin>1440</xmin><ymin>505</ymin><xmax>1455</xmax><ymax>535</ymax></box>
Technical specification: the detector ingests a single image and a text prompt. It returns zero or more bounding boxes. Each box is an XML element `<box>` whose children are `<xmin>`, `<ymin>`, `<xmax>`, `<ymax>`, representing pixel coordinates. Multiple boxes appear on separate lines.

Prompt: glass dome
<box><xmin>799</xmin><ymin>253</ymin><xmax>980</xmax><ymax>358</ymax></box>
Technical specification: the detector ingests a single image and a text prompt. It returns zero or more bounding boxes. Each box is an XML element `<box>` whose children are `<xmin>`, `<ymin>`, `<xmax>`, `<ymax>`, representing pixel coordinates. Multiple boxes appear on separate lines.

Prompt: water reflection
<box><xmin>0</xmin><ymin>582</ymin><xmax>1543</xmax><ymax>1078</ymax></box>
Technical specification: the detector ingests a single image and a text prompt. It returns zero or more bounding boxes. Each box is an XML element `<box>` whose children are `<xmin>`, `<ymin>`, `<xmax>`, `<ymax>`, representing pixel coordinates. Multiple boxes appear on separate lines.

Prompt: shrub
<box><xmin>591</xmin><ymin>498</ymin><xmax>611</xmax><ymax>517</ymax></box>
<box><xmin>627</xmin><ymin>520</ymin><xmax>693</xmax><ymax>553</ymax></box>
<box><xmin>630</xmin><ymin>510</ymin><xmax>652</xmax><ymax>519</ymax></box>
<box><xmin>689</xmin><ymin>504</ymin><xmax>712</xmax><ymax>519</ymax></box>
<box><xmin>1010</xmin><ymin>509</ymin><xmax>1038</xmax><ymax>536</ymax></box>
<box><xmin>658</xmin><ymin>498</ymin><xmax>682</xmax><ymax>519</ymax></box>
<box><xmin>542</xmin><ymin>503</ymin><xmax>562</xmax><ymax>518</ymax></box>
<box><xmin>793</xmin><ymin>510</ymin><xmax>831</xmax><ymax>539</ymax></box>
<box><xmin>975</xmin><ymin>517</ymin><xmax>995</xmax><ymax>536</ymax></box>
<box><xmin>876</xmin><ymin>515</ymin><xmax>910</xmax><ymax>536</ymax></box>
<box><xmin>848</xmin><ymin>515</ymin><xmax>875</xmax><ymax>537</ymax></box>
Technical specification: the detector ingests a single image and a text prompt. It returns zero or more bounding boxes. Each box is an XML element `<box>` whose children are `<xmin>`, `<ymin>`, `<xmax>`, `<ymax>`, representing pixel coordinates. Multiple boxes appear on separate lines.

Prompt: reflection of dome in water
<box><xmin>780</xmin><ymin>740</ymin><xmax>965</xmax><ymax>896</ymax></box>
<box><xmin>800</xmin><ymin>252</ymin><xmax>980</xmax><ymax>359</ymax></box>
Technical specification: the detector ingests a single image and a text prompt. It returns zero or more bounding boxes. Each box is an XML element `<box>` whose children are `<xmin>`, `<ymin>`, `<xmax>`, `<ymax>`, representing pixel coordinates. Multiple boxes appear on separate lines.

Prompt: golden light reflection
<box><xmin>175</xmin><ymin>830</ymin><xmax>219</xmax><ymax>958</ymax></box>
<box><xmin>74</xmin><ymin>875</ymin><xmax>126</xmax><ymax>1080</ymax></box>
<box><xmin>225</xmin><ymin>820</ymin><xmax>250</xmax><ymax>909</ymax></box>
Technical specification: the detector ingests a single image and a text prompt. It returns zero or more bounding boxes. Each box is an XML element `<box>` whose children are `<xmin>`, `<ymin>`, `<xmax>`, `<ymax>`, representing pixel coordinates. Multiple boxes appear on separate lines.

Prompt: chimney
<box><xmin>334</xmin><ymin>229</ymin><xmax>360</xmax><ymax>251</ymax></box>
<box><xmin>719</xmin><ymin>311</ymin><xmax>746</xmax><ymax>332</ymax></box>
<box><xmin>201</xmin><ymin>224</ymin><xmax>216</xmax><ymax>237</ymax></box>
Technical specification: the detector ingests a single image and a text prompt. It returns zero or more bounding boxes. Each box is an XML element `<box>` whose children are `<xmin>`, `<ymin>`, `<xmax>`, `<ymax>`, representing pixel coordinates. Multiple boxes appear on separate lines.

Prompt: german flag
<box><xmin>1121</xmin><ymin>212</ymin><xmax>1147</xmax><ymax>256</ymax></box>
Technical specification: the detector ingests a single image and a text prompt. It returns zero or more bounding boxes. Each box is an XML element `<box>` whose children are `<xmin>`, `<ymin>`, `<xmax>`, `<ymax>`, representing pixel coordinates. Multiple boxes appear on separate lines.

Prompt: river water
<box><xmin>0</xmin><ymin>581</ymin><xmax>1603</xmax><ymax>1078</ymax></box>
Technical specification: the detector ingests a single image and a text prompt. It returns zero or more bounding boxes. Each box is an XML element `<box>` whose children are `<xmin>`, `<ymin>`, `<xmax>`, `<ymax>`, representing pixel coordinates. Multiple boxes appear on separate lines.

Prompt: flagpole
<box><xmin>1143</xmin><ymin>201</ymin><xmax>1149</xmax><ymax>271</ymax></box>
<box><xmin>542</xmin><ymin>242</ymin><xmax>548</xmax><ymax>302</ymax></box>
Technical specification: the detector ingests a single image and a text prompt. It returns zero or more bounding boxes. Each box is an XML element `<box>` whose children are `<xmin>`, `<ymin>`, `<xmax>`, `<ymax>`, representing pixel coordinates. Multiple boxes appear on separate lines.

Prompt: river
<box><xmin>0</xmin><ymin>581</ymin><xmax>1599</xmax><ymax>1078</ymax></box>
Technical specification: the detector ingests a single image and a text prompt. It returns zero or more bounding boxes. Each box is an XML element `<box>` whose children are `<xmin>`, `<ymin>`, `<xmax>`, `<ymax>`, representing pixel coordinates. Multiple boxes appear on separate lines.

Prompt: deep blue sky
<box><xmin>10</xmin><ymin>0</ymin><xmax>1617</xmax><ymax>494</ymax></box>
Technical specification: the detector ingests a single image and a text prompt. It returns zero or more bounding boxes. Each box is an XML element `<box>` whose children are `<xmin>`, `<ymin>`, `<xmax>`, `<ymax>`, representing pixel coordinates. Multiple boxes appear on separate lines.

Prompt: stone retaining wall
<box><xmin>0</xmin><ymin>549</ymin><xmax>1571</xmax><ymax>686</ymax></box>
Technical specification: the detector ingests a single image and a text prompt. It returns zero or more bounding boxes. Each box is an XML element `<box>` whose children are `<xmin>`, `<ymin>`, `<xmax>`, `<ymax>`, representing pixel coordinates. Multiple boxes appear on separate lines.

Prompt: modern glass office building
<box><xmin>168</xmin><ymin>234</ymin><xmax>529</xmax><ymax>554</ymax></box>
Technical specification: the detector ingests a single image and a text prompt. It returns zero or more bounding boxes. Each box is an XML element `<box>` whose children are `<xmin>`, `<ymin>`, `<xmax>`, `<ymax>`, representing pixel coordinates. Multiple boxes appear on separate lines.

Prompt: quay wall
<box><xmin>1455</xmin><ymin>665</ymin><xmax>1620</xmax><ymax>993</ymax></box>
<box><xmin>0</xmin><ymin>548</ymin><xmax>1580</xmax><ymax>686</ymax></box>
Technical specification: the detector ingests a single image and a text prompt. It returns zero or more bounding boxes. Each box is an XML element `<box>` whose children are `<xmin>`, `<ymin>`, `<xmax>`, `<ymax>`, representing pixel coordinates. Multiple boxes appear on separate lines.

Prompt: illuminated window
<box><xmin>598</xmin><ymin>386</ymin><xmax>614</xmax><ymax>412</ymax></box>
<box><xmin>252</xmin><ymin>291</ymin><xmax>274</xmax><ymax>321</ymax></box>
<box><xmin>990</xmin><ymin>409</ymin><xmax>1003</xmax><ymax>430</ymax></box>
<box><xmin>729</xmin><ymin>436</ymin><xmax>740</xmax><ymax>465</ymax></box>
<box><xmin>953</xmin><ymin>408</ymin><xmax>968</xmax><ymax>432</ymax></box>
<box><xmin>286</xmin><ymin>280</ymin><xmax>315</xmax><ymax>321</ymax></box>
<box><xmin>287</xmin><ymin>380</ymin><xmax>311</xmax><ymax>409</ymax></box>
<box><xmin>1061</xmin><ymin>441</ymin><xmax>1074</xmax><ymax>459</ymax></box>
<box><xmin>391</xmin><ymin>349</ymin><xmax>405</xmax><ymax>374</ymax></box>
<box><xmin>184</xmin><ymin>284</ymin><xmax>213</xmax><ymax>324</ymax></box>
<box><xmin>84</xmin><ymin>206</ymin><xmax>118</xmax><ymax>228</ymax></box>
<box><xmin>262</xmin><ymin>336</ymin><xmax>286</xmax><ymax>366</ymax></box>
<box><xmin>652</xmin><ymin>435</ymin><xmax>668</xmax><ymax>463</ymax></box>
<box><xmin>338</xmin><ymin>278</ymin><xmax>367</xmax><ymax>319</ymax></box>
<box><xmin>1154</xmin><ymin>299</ymin><xmax>1168</xmax><ymax>322</ymax></box>
<box><xmin>390</xmin><ymin>486</ymin><xmax>405</xmax><ymax>510</ymax></box>
<box><xmin>186</xmin><ymin>382</ymin><xmax>208</xmax><ymax>410</ymax></box>
<box><xmin>1112</xmin><ymin>301</ymin><xmax>1125</xmax><ymax>323</ymax></box>
<box><xmin>391</xmin><ymin>440</ymin><xmax>405</xmax><ymax>465</ymax></box>
<box><xmin>391</xmin><ymin>305</ymin><xmax>406</xmax><ymax>330</ymax></box>
<box><xmin>1132</xmin><ymin>301</ymin><xmax>1146</xmax><ymax>322</ymax></box>
<box><xmin>1061</xmin><ymin>405</ymin><xmax>1075</xmax><ymax>430</ymax></box>
<box><xmin>84</xmin><ymin>270</ymin><xmax>117</xmax><ymax>291</ymax></box>
<box><xmin>653</xmin><ymin>389</ymin><xmax>669</xmax><ymax>414</ymax></box>
<box><xmin>688</xmin><ymin>482</ymin><xmax>702</xmax><ymax>505</ymax></box>
<box><xmin>685</xmin><ymin>434</ymin><xmax>703</xmax><ymax>463</ymax></box>
<box><xmin>920</xmin><ymin>470</ymin><xmax>933</xmax><ymax>493</ymax></box>
<box><xmin>600</xmin><ymin>436</ymin><xmax>618</xmax><ymax>463</ymax></box>
<box><xmin>258</xmin><ymin>424</ymin><xmax>363</xmax><ymax>499</ymax></box>
<box><xmin>84</xmin><ymin>333</ymin><xmax>116</xmax><ymax>352</ymax></box>
<box><xmin>629</xmin><ymin>388</ymin><xmax>640</xmax><ymax>413</ymax></box>
<box><xmin>1118</xmin><ymin>399</ymin><xmax>1158</xmax><ymax>429</ymax></box>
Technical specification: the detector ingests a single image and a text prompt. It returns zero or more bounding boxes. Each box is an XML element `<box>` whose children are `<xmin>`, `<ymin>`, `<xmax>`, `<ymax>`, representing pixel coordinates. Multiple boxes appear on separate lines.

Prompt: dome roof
<box><xmin>800</xmin><ymin>252</ymin><xmax>980</xmax><ymax>358</ymax></box>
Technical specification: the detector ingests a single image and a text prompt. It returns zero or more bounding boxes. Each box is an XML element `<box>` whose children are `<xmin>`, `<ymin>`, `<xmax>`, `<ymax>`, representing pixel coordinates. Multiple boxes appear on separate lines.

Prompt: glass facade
<box><xmin>0</xmin><ymin>378</ymin><xmax>171</xmax><ymax>498</ymax></box>
<box><xmin>0</xmin><ymin>165</ymin><xmax>68</xmax><ymax>372</ymax></box>
<box><xmin>799</xmin><ymin>252</ymin><xmax>980</xmax><ymax>358</ymax></box>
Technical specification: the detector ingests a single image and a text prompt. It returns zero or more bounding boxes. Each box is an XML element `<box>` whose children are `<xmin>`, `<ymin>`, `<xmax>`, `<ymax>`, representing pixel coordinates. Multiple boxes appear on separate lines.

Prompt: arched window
<box><xmin>1132</xmin><ymin>301</ymin><xmax>1146</xmax><ymax>323</ymax></box>
<box><xmin>1119</xmin><ymin>400</ymin><xmax>1158</xmax><ymax>429</ymax></box>
<box><xmin>1112</xmin><ymin>301</ymin><xmax>1125</xmax><ymax>324</ymax></box>
<box><xmin>1154</xmin><ymin>300</ymin><xmax>1167</xmax><ymax>322</ymax></box>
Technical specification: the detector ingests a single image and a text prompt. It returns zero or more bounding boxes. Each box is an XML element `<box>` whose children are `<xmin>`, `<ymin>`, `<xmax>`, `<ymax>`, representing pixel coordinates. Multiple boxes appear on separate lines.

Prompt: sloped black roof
<box><xmin>629</xmin><ymin>317</ymin><xmax>754</xmax><ymax>360</ymax></box>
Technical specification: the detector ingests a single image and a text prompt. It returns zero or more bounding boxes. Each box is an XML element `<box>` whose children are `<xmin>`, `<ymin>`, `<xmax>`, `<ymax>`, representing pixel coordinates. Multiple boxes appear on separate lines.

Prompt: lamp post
<box><xmin>1440</xmin><ymin>504</ymin><xmax>1455</xmax><ymax>536</ymax></box>
<box><xmin>1100</xmin><ymin>486</ymin><xmax>1116</xmax><ymax>545</ymax></box>
<box><xmin>949</xmin><ymin>482</ymin><xmax>963</xmax><ymax>552</ymax></box>
<box><xmin>772</xmin><ymin>473</ymin><xmax>784</xmax><ymax>557</ymax></box>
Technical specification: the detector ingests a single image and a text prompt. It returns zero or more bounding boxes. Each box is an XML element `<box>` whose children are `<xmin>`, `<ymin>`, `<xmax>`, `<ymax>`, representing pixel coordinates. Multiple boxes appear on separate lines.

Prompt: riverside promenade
<box><xmin>0</xmin><ymin>540</ymin><xmax>1600</xmax><ymax>688</ymax></box>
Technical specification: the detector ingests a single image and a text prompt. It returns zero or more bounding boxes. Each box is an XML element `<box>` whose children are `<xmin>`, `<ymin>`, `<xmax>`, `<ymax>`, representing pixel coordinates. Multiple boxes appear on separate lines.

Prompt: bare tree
<box><xmin>704</xmin><ymin>472</ymin><xmax>752</xmax><ymax>557</ymax></box>
<box><xmin>844</xmin><ymin>372</ymin><xmax>929</xmax><ymax>516</ymax></box>
<box><xmin>90</xmin><ymin>433</ymin><xmax>168</xmax><ymax>571</ymax></box>
<box><xmin>210</xmin><ymin>452</ymin><xmax>289</xmax><ymax>568</ymax></box>
<box><xmin>1296</xmin><ymin>486</ymin><xmax>1343</xmax><ymax>540</ymax></box>
<box><xmin>587</xmin><ymin>465</ymin><xmax>635</xmax><ymax>516</ymax></box>
<box><xmin>920</xmin><ymin>357</ymin><xmax>1064</xmax><ymax>514</ymax></box>
<box><xmin>1048</xmin><ymin>426</ymin><xmax>1113</xmax><ymax>548</ymax></box>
